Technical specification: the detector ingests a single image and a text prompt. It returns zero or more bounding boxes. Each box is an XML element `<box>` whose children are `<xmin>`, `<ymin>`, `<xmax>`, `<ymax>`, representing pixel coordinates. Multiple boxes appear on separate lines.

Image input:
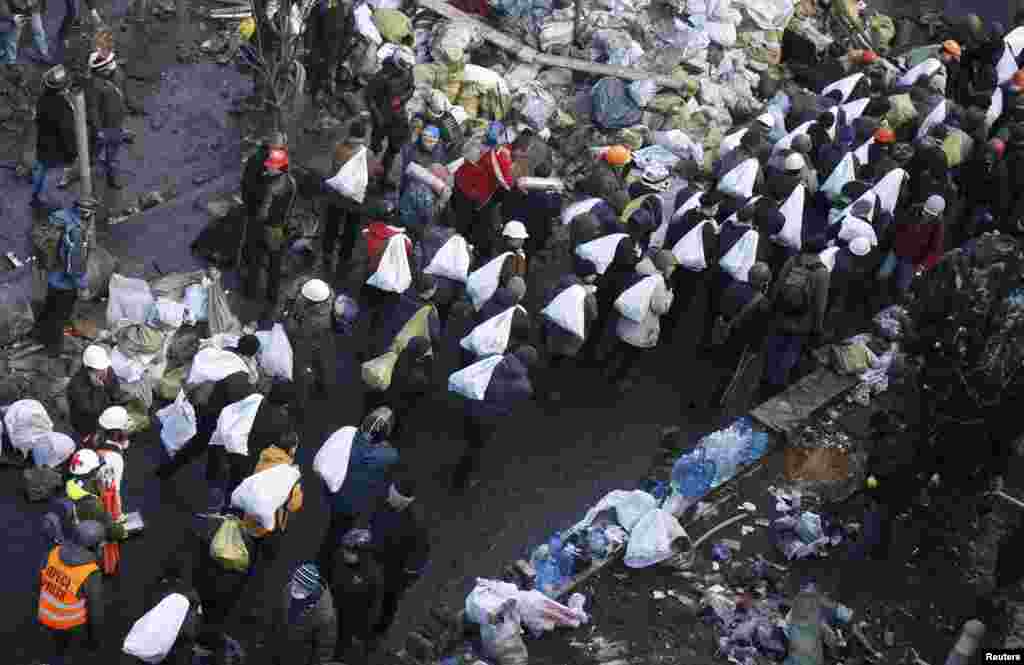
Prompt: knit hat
<box><xmin>874</xmin><ymin>127</ymin><xmax>895</xmax><ymax>144</ymax></box>
<box><xmin>290</xmin><ymin>563</ymin><xmax>323</xmax><ymax>599</ymax></box>
<box><xmin>924</xmin><ymin>194</ymin><xmax>946</xmax><ymax>216</ymax></box>
<box><xmin>236</xmin><ymin>334</ymin><xmax>261</xmax><ymax>357</ymax></box>
<box><xmin>989</xmin><ymin>138</ymin><xmax>1006</xmax><ymax>158</ymax></box>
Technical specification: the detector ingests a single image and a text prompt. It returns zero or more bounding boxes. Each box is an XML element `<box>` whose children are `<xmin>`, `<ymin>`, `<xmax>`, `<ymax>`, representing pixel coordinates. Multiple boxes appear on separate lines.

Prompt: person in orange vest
<box><xmin>240</xmin><ymin>431</ymin><xmax>304</xmax><ymax>564</ymax></box>
<box><xmin>37</xmin><ymin>520</ymin><xmax>106</xmax><ymax>664</ymax></box>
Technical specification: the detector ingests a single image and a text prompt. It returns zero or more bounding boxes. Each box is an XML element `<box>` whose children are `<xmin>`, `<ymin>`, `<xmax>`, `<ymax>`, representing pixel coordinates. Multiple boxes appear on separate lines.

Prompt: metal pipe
<box><xmin>71</xmin><ymin>88</ymin><xmax>92</xmax><ymax>201</ymax></box>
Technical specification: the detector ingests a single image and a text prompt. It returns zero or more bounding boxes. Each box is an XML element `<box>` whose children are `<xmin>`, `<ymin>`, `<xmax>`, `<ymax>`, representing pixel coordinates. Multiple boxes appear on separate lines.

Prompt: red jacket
<box><xmin>454</xmin><ymin>147</ymin><xmax>515</xmax><ymax>206</ymax></box>
<box><xmin>892</xmin><ymin>220</ymin><xmax>944</xmax><ymax>269</ymax></box>
<box><xmin>364</xmin><ymin>223</ymin><xmax>413</xmax><ymax>274</ymax></box>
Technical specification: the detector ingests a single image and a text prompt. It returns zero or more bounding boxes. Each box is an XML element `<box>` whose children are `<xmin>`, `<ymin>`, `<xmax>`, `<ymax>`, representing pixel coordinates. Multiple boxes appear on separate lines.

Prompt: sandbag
<box><xmin>719</xmin><ymin>229</ymin><xmax>759</xmax><ymax>282</ymax></box>
<box><xmin>31</xmin><ymin>432</ymin><xmax>75</xmax><ymax>469</ymax></box>
<box><xmin>717</xmin><ymin>158</ymin><xmax>758</xmax><ymax>199</ymax></box>
<box><xmin>361</xmin><ymin>350</ymin><xmax>399</xmax><ymax>391</ymax></box>
<box><xmin>157</xmin><ymin>390</ymin><xmax>197</xmax><ymax>458</ymax></box>
<box><xmin>254</xmin><ymin>323</ymin><xmax>293</xmax><ymax>381</ymax></box>
<box><xmin>209</xmin><ymin>394</ymin><xmax>264</xmax><ymax>456</ymax></box>
<box><xmin>313</xmin><ymin>426</ymin><xmax>357</xmax><ymax>494</ymax></box>
<box><xmin>772</xmin><ymin>120</ymin><xmax>814</xmax><ymax>154</ymax></box>
<box><xmin>122</xmin><ymin>593</ymin><xmax>191</xmax><ymax>664</ymax></box>
<box><xmin>0</xmin><ymin>263</ymin><xmax>36</xmax><ymax>347</ymax></box>
<box><xmin>107</xmin><ymin>274</ymin><xmax>155</xmax><ymax>329</ymax></box>
<box><xmin>230</xmin><ymin>462</ymin><xmax>302</xmax><ymax>531</ymax></box>
<box><xmin>184</xmin><ymin>284</ymin><xmax>209</xmax><ymax>322</ymax></box>
<box><xmin>614</xmin><ymin>274</ymin><xmax>661</xmax><ymax>323</ymax></box>
<box><xmin>367</xmin><ymin>233</ymin><xmax>413</xmax><ymax>293</ymax></box>
<box><xmin>853</xmin><ymin>137</ymin><xmax>874</xmax><ymax>164</ymax></box>
<box><xmin>818</xmin><ymin>246</ymin><xmax>840</xmax><ymax>272</ymax></box>
<box><xmin>561</xmin><ymin>197</ymin><xmax>603</xmax><ymax>226</ymax></box>
<box><xmin>673</xmin><ymin>220</ymin><xmax>714</xmax><ymax>271</ymax></box>
<box><xmin>187</xmin><ymin>347</ymin><xmax>248</xmax><ymax>384</ymax></box>
<box><xmin>896</xmin><ymin>57</ymin><xmax>941</xmax><ymax>87</ymax></box>
<box><xmin>575</xmin><ymin>234</ymin><xmax>629</xmax><ymax>276</ymax></box>
<box><xmin>207</xmin><ymin>272</ymin><xmax>241</xmax><ymax>336</ymax></box>
<box><xmin>775</xmin><ymin>184</ymin><xmax>805</xmax><ymax>250</ymax></box>
<box><xmin>592</xmin><ymin>77</ymin><xmax>644</xmax><ymax>130</ymax></box>
<box><xmin>449</xmin><ymin>354</ymin><xmax>504</xmax><ymax>400</ymax></box>
<box><xmin>719</xmin><ymin>128</ymin><xmax>748</xmax><ymax>158</ymax></box>
<box><xmin>624</xmin><ymin>508</ymin><xmax>688</xmax><ymax>568</ymax></box>
<box><xmin>373</xmin><ymin>8</ymin><xmax>411</xmax><ymax>43</ymax></box>
<box><xmin>460</xmin><ymin>305</ymin><xmax>525</xmax><ymax>356</ymax></box>
<box><xmin>820</xmin><ymin>152</ymin><xmax>855</xmax><ymax>201</ymax></box>
<box><xmin>326</xmin><ymin>147</ymin><xmax>369</xmax><ymax>204</ymax></box>
<box><xmin>466</xmin><ymin>252</ymin><xmax>512</xmax><ymax>310</ymax></box>
<box><xmin>541</xmin><ymin>284</ymin><xmax>587</xmax><ymax>339</ymax></box>
<box><xmin>157</xmin><ymin>366</ymin><xmax>188</xmax><ymax>402</ymax></box>
<box><xmin>871</xmin><ymin>168</ymin><xmax>906</xmax><ymax>214</ymax></box>
<box><xmin>885</xmin><ymin>94</ymin><xmax>918</xmax><ymax>129</ymax></box>
<box><xmin>4</xmin><ymin>399</ymin><xmax>53</xmax><ymax>457</ymax></box>
<box><xmin>820</xmin><ymin>72</ymin><xmax>863</xmax><ymax>103</ymax></box>
<box><xmin>917</xmin><ymin>100</ymin><xmax>947</xmax><ymax>140</ymax></box>
<box><xmin>424</xmin><ymin>234</ymin><xmax>472</xmax><ymax>283</ymax></box>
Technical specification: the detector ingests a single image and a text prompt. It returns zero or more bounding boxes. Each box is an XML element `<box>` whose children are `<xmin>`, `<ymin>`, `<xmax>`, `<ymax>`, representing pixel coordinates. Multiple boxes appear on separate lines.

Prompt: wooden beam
<box><xmin>415</xmin><ymin>0</ymin><xmax>691</xmax><ymax>90</ymax></box>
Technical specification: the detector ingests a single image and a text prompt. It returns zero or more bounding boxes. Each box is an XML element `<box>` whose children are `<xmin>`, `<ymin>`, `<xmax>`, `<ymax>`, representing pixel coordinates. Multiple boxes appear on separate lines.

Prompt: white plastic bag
<box><xmin>255</xmin><ymin>323</ymin><xmax>293</xmax><ymax>381</ymax></box>
<box><xmin>406</xmin><ymin>161</ymin><xmax>449</xmax><ymax>195</ymax></box>
<box><xmin>987</xmin><ymin>87</ymin><xmax>1004</xmax><ymax>129</ymax></box>
<box><xmin>717</xmin><ymin>158</ymin><xmax>758</xmax><ymax>199</ymax></box>
<box><xmin>4</xmin><ymin>399</ymin><xmax>53</xmax><ymax>457</ymax></box>
<box><xmin>354</xmin><ymin>2</ymin><xmax>383</xmax><ymax>45</ymax></box>
<box><xmin>772</xmin><ymin>120</ymin><xmax>814</xmax><ymax>155</ymax></box>
<box><xmin>719</xmin><ymin>229</ymin><xmax>759</xmax><ymax>282</ymax></box>
<box><xmin>313</xmin><ymin>426</ymin><xmax>356</xmax><ymax>494</ymax></box>
<box><xmin>157</xmin><ymin>390</ymin><xmax>197</xmax><ymax>458</ymax></box>
<box><xmin>821</xmin><ymin>72</ymin><xmax>863</xmax><ymax>103</ymax></box>
<box><xmin>466</xmin><ymin>578</ymin><xmax>520</xmax><ymax>625</ymax></box>
<box><xmin>819</xmin><ymin>246</ymin><xmax>840</xmax><ymax>272</ymax></box>
<box><xmin>122</xmin><ymin>593</ymin><xmax>191</xmax><ymax>664</ymax></box>
<box><xmin>561</xmin><ymin>197</ymin><xmax>604</xmax><ymax>226</ymax></box>
<box><xmin>209</xmin><ymin>394</ymin><xmax>264</xmax><ymax>456</ymax></box>
<box><xmin>676</xmin><ymin>220</ymin><xmax>716</xmax><ymax>271</ymax></box>
<box><xmin>652</xmin><ymin>129</ymin><xmax>704</xmax><ymax>164</ymax></box>
<box><xmin>31</xmin><ymin>432</ymin><xmax>75</xmax><ymax>469</ymax></box>
<box><xmin>460</xmin><ymin>306</ymin><xmax>525</xmax><ymax>357</ymax></box>
<box><xmin>1007</xmin><ymin>26</ymin><xmax>1024</xmax><ymax>57</ymax></box>
<box><xmin>841</xmin><ymin>97</ymin><xmax>871</xmax><ymax>125</ymax></box>
<box><xmin>424</xmin><ymin>234</ymin><xmax>472</xmax><ymax>283</ymax></box>
<box><xmin>516</xmin><ymin>589</ymin><xmax>587</xmax><ymax>633</ymax></box>
<box><xmin>614</xmin><ymin>274</ymin><xmax>661</xmax><ymax>323</ymax></box>
<box><xmin>449</xmin><ymin>355</ymin><xmax>504</xmax><ymax>400</ymax></box>
<box><xmin>897</xmin><ymin>57</ymin><xmax>941</xmax><ymax>87</ymax></box>
<box><xmin>917</xmin><ymin>100</ymin><xmax>947</xmax><ymax>140</ymax></box>
<box><xmin>107</xmin><ymin>274</ymin><xmax>155</xmax><ymax>329</ymax></box>
<box><xmin>624</xmin><ymin>508</ymin><xmax>688</xmax><ymax>568</ymax></box>
<box><xmin>627</xmin><ymin>79</ymin><xmax>658</xmax><ymax>108</ymax></box>
<box><xmin>838</xmin><ymin>217</ymin><xmax>878</xmax><ymax>246</ymax></box>
<box><xmin>230</xmin><ymin>462</ymin><xmax>301</xmax><ymax>531</ymax></box>
<box><xmin>541</xmin><ymin>284</ymin><xmax>587</xmax><ymax>339</ymax></box>
<box><xmin>466</xmin><ymin>252</ymin><xmax>512</xmax><ymax>310</ymax></box>
<box><xmin>367</xmin><ymin>233</ymin><xmax>413</xmax><ymax>293</ymax></box>
<box><xmin>719</xmin><ymin>128</ymin><xmax>748</xmax><ymax>158</ymax></box>
<box><xmin>187</xmin><ymin>347</ymin><xmax>249</xmax><ymax>384</ymax></box>
<box><xmin>575</xmin><ymin>233</ymin><xmax>629</xmax><ymax>276</ymax></box>
<box><xmin>569</xmin><ymin>489</ymin><xmax>658</xmax><ymax>534</ymax></box>
<box><xmin>774</xmin><ymin>184</ymin><xmax>805</xmax><ymax>250</ymax></box>
<box><xmin>481</xmin><ymin>614</ymin><xmax>529</xmax><ymax>665</ymax></box>
<box><xmin>820</xmin><ymin>152</ymin><xmax>855</xmax><ymax>201</ymax></box>
<box><xmin>853</xmin><ymin>136</ymin><xmax>874</xmax><ymax>164</ymax></box>
<box><xmin>326</xmin><ymin>146</ymin><xmax>369</xmax><ymax>204</ymax></box>
<box><xmin>997</xmin><ymin>45</ymin><xmax>1017</xmax><ymax>84</ymax></box>
<box><xmin>147</xmin><ymin>299</ymin><xmax>187</xmax><ymax>330</ymax></box>
<box><xmin>871</xmin><ymin>168</ymin><xmax>907</xmax><ymax>214</ymax></box>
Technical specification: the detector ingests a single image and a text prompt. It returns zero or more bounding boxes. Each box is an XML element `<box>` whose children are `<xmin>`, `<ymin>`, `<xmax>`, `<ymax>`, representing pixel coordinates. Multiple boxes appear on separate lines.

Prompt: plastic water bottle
<box><xmin>743</xmin><ymin>430</ymin><xmax>770</xmax><ymax>464</ymax></box>
<box><xmin>531</xmin><ymin>545</ymin><xmax>561</xmax><ymax>598</ymax></box>
<box><xmin>588</xmin><ymin>526</ymin><xmax>609</xmax><ymax>560</ymax></box>
<box><xmin>671</xmin><ymin>448</ymin><xmax>716</xmax><ymax>499</ymax></box>
<box><xmin>560</xmin><ymin>543</ymin><xmax>579</xmax><ymax>578</ymax></box>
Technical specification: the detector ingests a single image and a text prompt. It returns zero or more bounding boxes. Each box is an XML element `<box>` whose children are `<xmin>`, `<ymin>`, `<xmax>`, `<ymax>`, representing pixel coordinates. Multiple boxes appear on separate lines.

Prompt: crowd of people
<box><xmin>15</xmin><ymin>3</ymin><xmax>1024</xmax><ymax>664</ymax></box>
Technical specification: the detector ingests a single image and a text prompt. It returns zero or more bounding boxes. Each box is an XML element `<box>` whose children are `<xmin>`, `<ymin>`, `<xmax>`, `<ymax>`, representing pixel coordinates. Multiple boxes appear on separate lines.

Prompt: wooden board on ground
<box><xmin>750</xmin><ymin>368</ymin><xmax>859</xmax><ymax>434</ymax></box>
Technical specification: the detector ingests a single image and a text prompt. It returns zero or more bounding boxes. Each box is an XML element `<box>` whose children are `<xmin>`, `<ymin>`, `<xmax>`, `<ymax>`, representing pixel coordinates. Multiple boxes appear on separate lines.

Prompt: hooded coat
<box><xmin>327</xmin><ymin>436</ymin><xmax>399</xmax><ymax>519</ymax></box>
<box><xmin>36</xmin><ymin>86</ymin><xmax>77</xmax><ymax>166</ymax></box>
<box><xmin>274</xmin><ymin>580</ymin><xmax>338</xmax><ymax>665</ymax></box>
<box><xmin>465</xmin><ymin>354</ymin><xmax>533</xmax><ymax>424</ymax></box>
<box><xmin>67</xmin><ymin>367</ymin><xmax>120</xmax><ymax>436</ymax></box>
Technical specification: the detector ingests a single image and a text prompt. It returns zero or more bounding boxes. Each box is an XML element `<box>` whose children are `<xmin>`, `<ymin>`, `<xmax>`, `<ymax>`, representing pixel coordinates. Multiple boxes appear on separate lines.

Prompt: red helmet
<box><xmin>989</xmin><ymin>138</ymin><xmax>1006</xmax><ymax>158</ymax></box>
<box><xmin>264</xmin><ymin>148</ymin><xmax>289</xmax><ymax>171</ymax></box>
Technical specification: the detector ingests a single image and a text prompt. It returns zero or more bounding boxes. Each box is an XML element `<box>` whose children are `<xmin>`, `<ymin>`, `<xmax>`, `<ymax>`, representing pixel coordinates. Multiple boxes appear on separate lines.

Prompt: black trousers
<box><xmin>372</xmin><ymin>568</ymin><xmax>417</xmax><ymax>636</ymax></box>
<box><xmin>664</xmin><ymin>268</ymin><xmax>714</xmax><ymax>345</ymax></box>
<box><xmin>453</xmin><ymin>415</ymin><xmax>499</xmax><ymax>487</ymax></box>
<box><xmin>371</xmin><ymin>117</ymin><xmax>410</xmax><ymax>180</ymax></box>
<box><xmin>317</xmin><ymin>511</ymin><xmax>355</xmax><ymax>584</ymax></box>
<box><xmin>605</xmin><ymin>341</ymin><xmax>644</xmax><ymax>384</ymax></box>
<box><xmin>36</xmin><ymin>285</ymin><xmax>77</xmax><ymax>349</ymax></box>
<box><xmin>323</xmin><ymin>203</ymin><xmax>361</xmax><ymax>267</ymax></box>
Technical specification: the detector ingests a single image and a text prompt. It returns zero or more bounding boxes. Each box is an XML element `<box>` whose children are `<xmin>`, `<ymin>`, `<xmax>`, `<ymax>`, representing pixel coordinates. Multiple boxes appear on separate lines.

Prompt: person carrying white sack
<box><xmin>238</xmin><ymin>431</ymin><xmax>304</xmax><ymax>564</ymax></box>
<box><xmin>538</xmin><ymin>272</ymin><xmax>598</xmax><ymax>404</ymax></box>
<box><xmin>604</xmin><ymin>250</ymin><xmax>676</xmax><ymax>391</ymax></box>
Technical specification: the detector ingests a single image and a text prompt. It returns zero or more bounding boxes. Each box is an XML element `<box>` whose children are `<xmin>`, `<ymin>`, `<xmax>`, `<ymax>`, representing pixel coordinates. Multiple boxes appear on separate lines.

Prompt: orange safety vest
<box><xmin>38</xmin><ymin>547</ymin><xmax>99</xmax><ymax>630</ymax></box>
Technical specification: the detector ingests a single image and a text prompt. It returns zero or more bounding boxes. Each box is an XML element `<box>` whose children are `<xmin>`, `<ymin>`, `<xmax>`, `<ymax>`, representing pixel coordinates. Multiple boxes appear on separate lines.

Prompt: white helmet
<box><xmin>83</xmin><ymin>345</ymin><xmax>111</xmax><ymax>371</ymax></box>
<box><xmin>784</xmin><ymin>153</ymin><xmax>806</xmax><ymax>172</ymax></box>
<box><xmin>392</xmin><ymin>46</ymin><xmax>416</xmax><ymax>69</ymax></box>
<box><xmin>756</xmin><ymin>113</ymin><xmax>774</xmax><ymax>129</ymax></box>
<box><xmin>849</xmin><ymin>236</ymin><xmax>872</xmax><ymax>257</ymax></box>
<box><xmin>301</xmin><ymin>278</ymin><xmax>331</xmax><ymax>303</ymax></box>
<box><xmin>69</xmin><ymin>449</ymin><xmax>101</xmax><ymax>476</ymax></box>
<box><xmin>98</xmin><ymin>405</ymin><xmax>130</xmax><ymax>431</ymax></box>
<box><xmin>502</xmin><ymin>220</ymin><xmax>529</xmax><ymax>240</ymax></box>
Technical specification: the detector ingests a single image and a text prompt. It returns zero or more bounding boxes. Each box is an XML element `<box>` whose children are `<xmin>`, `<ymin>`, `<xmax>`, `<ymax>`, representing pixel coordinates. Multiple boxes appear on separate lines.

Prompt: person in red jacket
<box><xmin>452</xmin><ymin>122</ymin><xmax>516</xmax><ymax>259</ymax></box>
<box><xmin>360</xmin><ymin>206</ymin><xmax>416</xmax><ymax>357</ymax></box>
<box><xmin>878</xmin><ymin>195</ymin><xmax>946</xmax><ymax>296</ymax></box>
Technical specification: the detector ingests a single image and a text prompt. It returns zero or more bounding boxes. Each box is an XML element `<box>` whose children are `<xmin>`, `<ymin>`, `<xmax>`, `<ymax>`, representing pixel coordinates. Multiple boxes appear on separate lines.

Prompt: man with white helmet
<box><xmin>67</xmin><ymin>344</ymin><xmax>121</xmax><ymax>436</ymax></box>
<box><xmin>65</xmin><ymin>449</ymin><xmax>126</xmax><ymax>542</ymax></box>
<box><xmin>91</xmin><ymin>405</ymin><xmax>131</xmax><ymax>511</ymax></box>
<box><xmin>365</xmin><ymin>46</ymin><xmax>416</xmax><ymax>181</ymax></box>
<box><xmin>284</xmin><ymin>278</ymin><xmax>339</xmax><ymax>419</ymax></box>
<box><xmin>766</xmin><ymin>152</ymin><xmax>807</xmax><ymax>203</ymax></box>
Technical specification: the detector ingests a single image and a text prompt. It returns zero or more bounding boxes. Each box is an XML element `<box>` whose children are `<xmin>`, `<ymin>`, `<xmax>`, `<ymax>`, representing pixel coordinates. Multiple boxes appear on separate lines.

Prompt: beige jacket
<box><xmin>615</xmin><ymin>263</ymin><xmax>674</xmax><ymax>349</ymax></box>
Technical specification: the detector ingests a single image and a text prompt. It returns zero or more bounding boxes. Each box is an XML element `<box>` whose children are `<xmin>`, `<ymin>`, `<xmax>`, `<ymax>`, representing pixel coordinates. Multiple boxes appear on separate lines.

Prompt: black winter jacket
<box><xmin>67</xmin><ymin>368</ymin><xmax>120</xmax><ymax>436</ymax></box>
<box><xmin>86</xmin><ymin>69</ymin><xmax>126</xmax><ymax>131</ymax></box>
<box><xmin>35</xmin><ymin>88</ymin><xmax>77</xmax><ymax>166</ymax></box>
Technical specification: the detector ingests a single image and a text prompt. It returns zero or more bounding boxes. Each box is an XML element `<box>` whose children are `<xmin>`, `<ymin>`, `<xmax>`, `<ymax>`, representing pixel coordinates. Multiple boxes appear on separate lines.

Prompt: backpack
<box><xmin>24</xmin><ymin>466</ymin><xmax>62</xmax><ymax>502</ymax></box>
<box><xmin>31</xmin><ymin>217</ymin><xmax>63</xmax><ymax>271</ymax></box>
<box><xmin>778</xmin><ymin>258</ymin><xmax>824</xmax><ymax>315</ymax></box>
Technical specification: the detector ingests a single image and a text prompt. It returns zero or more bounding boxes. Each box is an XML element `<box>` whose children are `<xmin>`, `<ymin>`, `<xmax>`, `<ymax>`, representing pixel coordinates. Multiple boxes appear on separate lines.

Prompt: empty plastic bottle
<box><xmin>531</xmin><ymin>544</ymin><xmax>562</xmax><ymax>598</ymax></box>
<box><xmin>588</xmin><ymin>526</ymin><xmax>609</xmax><ymax>559</ymax></box>
<box><xmin>671</xmin><ymin>447</ymin><xmax>716</xmax><ymax>499</ymax></box>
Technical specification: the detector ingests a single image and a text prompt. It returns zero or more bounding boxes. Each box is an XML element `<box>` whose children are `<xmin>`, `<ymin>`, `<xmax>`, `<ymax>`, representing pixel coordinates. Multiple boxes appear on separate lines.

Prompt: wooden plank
<box><xmin>415</xmin><ymin>0</ymin><xmax>690</xmax><ymax>90</ymax></box>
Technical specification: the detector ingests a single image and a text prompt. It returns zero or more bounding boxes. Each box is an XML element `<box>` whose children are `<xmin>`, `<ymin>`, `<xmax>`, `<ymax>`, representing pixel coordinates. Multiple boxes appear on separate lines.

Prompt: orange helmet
<box><xmin>605</xmin><ymin>145</ymin><xmax>632</xmax><ymax>167</ymax></box>
<box><xmin>861</xmin><ymin>50</ymin><xmax>879</xmax><ymax>64</ymax></box>
<box><xmin>1013</xmin><ymin>69</ymin><xmax>1024</xmax><ymax>88</ymax></box>
<box><xmin>874</xmin><ymin>127</ymin><xmax>895</xmax><ymax>144</ymax></box>
<box><xmin>942</xmin><ymin>40</ymin><xmax>962</xmax><ymax>60</ymax></box>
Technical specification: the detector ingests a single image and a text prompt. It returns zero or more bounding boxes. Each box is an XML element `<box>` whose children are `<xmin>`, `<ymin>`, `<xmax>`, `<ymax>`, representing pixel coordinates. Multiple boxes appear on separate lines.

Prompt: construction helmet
<box><xmin>605</xmin><ymin>145</ymin><xmax>632</xmax><ymax>167</ymax></box>
<box><xmin>83</xmin><ymin>344</ymin><xmax>111</xmax><ymax>370</ymax></box>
